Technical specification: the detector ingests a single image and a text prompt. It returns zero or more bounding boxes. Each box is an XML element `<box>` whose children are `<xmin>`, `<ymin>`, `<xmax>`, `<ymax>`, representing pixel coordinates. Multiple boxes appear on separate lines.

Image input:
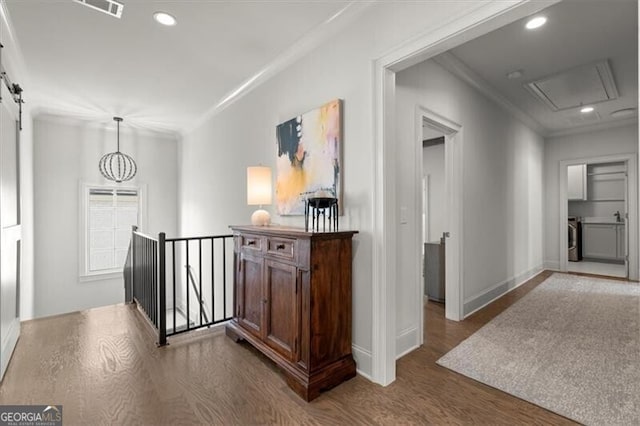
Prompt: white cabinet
<box><xmin>582</xmin><ymin>223</ymin><xmax>626</xmax><ymax>261</ymax></box>
<box><xmin>582</xmin><ymin>224</ymin><xmax>617</xmax><ymax>259</ymax></box>
<box><xmin>568</xmin><ymin>164</ymin><xmax>587</xmax><ymax>200</ymax></box>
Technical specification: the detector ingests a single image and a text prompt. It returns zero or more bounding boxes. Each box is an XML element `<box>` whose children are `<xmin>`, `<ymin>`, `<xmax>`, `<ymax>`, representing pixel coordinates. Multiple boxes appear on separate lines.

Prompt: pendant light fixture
<box><xmin>99</xmin><ymin>117</ymin><xmax>137</xmax><ymax>183</ymax></box>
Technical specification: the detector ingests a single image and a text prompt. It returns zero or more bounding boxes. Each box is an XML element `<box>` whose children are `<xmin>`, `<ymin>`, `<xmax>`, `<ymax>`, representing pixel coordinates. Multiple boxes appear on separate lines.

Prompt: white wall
<box><xmin>395</xmin><ymin>59</ymin><xmax>545</xmax><ymax>354</ymax></box>
<box><xmin>178</xmin><ymin>1</ymin><xmax>482</xmax><ymax>378</ymax></box>
<box><xmin>423</xmin><ymin>143</ymin><xmax>445</xmax><ymax>242</ymax></box>
<box><xmin>33</xmin><ymin>116</ymin><xmax>178</xmax><ymax>318</ymax></box>
<box><xmin>544</xmin><ymin>124</ymin><xmax>638</xmax><ymax>269</ymax></box>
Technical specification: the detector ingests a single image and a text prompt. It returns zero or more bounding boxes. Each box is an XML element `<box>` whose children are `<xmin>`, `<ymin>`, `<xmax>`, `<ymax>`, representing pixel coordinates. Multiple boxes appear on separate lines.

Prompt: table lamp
<box><xmin>247</xmin><ymin>166</ymin><xmax>272</xmax><ymax>226</ymax></box>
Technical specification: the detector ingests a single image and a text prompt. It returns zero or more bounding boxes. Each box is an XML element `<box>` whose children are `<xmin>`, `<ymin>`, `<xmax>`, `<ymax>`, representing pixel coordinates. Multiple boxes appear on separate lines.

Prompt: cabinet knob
<box><xmin>262</xmin><ymin>299</ymin><xmax>268</xmax><ymax>304</ymax></box>
<box><xmin>247</xmin><ymin>240</ymin><xmax>256</xmax><ymax>246</ymax></box>
<box><xmin>276</xmin><ymin>244</ymin><xmax>285</xmax><ymax>250</ymax></box>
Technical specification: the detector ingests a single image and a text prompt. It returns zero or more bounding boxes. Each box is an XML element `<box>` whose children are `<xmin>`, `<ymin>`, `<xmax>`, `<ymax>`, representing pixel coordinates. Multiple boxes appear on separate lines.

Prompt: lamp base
<box><xmin>251</xmin><ymin>209</ymin><xmax>271</xmax><ymax>226</ymax></box>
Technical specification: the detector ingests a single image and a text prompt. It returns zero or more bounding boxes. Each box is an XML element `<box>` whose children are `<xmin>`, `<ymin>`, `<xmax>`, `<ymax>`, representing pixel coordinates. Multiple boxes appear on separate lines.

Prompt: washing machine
<box><xmin>568</xmin><ymin>216</ymin><xmax>582</xmax><ymax>261</ymax></box>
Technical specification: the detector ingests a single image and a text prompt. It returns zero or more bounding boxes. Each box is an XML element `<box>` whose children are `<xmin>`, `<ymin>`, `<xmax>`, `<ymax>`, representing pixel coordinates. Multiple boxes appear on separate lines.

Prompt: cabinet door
<box><xmin>582</xmin><ymin>224</ymin><xmax>617</xmax><ymax>259</ymax></box>
<box><xmin>237</xmin><ymin>253</ymin><xmax>264</xmax><ymax>338</ymax></box>
<box><xmin>617</xmin><ymin>225</ymin><xmax>626</xmax><ymax>260</ymax></box>
<box><xmin>567</xmin><ymin>164</ymin><xmax>587</xmax><ymax>200</ymax></box>
<box><xmin>264</xmin><ymin>260</ymin><xmax>298</xmax><ymax>360</ymax></box>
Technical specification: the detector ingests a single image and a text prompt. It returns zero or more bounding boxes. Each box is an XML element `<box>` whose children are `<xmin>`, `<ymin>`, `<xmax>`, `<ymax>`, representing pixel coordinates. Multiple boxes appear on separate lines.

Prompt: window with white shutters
<box><xmin>81</xmin><ymin>184</ymin><xmax>144</xmax><ymax>277</ymax></box>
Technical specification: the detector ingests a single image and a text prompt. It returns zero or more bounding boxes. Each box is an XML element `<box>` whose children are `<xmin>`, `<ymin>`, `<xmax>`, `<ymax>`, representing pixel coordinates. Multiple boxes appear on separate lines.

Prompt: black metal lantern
<box><xmin>302</xmin><ymin>189</ymin><xmax>338</xmax><ymax>232</ymax></box>
<box><xmin>98</xmin><ymin>117</ymin><xmax>137</xmax><ymax>183</ymax></box>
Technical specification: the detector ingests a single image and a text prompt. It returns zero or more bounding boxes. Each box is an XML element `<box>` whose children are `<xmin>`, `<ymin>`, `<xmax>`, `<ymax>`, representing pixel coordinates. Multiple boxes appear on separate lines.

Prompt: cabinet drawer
<box><xmin>240</xmin><ymin>234</ymin><xmax>263</xmax><ymax>252</ymax></box>
<box><xmin>267</xmin><ymin>237</ymin><xmax>296</xmax><ymax>260</ymax></box>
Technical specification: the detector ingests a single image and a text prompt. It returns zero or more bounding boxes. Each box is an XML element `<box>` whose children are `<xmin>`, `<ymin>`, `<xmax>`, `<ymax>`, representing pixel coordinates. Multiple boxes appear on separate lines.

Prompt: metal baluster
<box><xmin>172</xmin><ymin>241</ymin><xmax>176</xmax><ymax>334</ymax></box>
<box><xmin>158</xmin><ymin>233</ymin><xmax>166</xmax><ymax>346</ymax></box>
<box><xmin>142</xmin><ymin>238</ymin><xmax>146</xmax><ymax>316</ymax></box>
<box><xmin>199</xmin><ymin>239</ymin><xmax>203</xmax><ymax>326</ymax></box>
<box><xmin>211</xmin><ymin>238</ymin><xmax>215</xmax><ymax>323</ymax></box>
<box><xmin>222</xmin><ymin>238</ymin><xmax>227</xmax><ymax>320</ymax></box>
<box><xmin>153</xmin><ymin>240</ymin><xmax>157</xmax><ymax>327</ymax></box>
<box><xmin>186</xmin><ymin>241</ymin><xmax>190</xmax><ymax>331</ymax></box>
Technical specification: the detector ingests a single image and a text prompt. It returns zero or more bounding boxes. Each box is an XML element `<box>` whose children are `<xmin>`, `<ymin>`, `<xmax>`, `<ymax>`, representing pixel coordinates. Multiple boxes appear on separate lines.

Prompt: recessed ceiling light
<box><xmin>525</xmin><ymin>16</ymin><xmax>547</xmax><ymax>30</ymax></box>
<box><xmin>154</xmin><ymin>12</ymin><xmax>177</xmax><ymax>26</ymax></box>
<box><xmin>611</xmin><ymin>108</ymin><xmax>636</xmax><ymax>118</ymax></box>
<box><xmin>506</xmin><ymin>70</ymin><xmax>524</xmax><ymax>80</ymax></box>
<box><xmin>580</xmin><ymin>106</ymin><xmax>595</xmax><ymax>114</ymax></box>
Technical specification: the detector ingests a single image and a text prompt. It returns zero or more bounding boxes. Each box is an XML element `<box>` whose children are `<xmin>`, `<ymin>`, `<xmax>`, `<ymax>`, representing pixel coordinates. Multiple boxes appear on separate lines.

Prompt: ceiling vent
<box><xmin>524</xmin><ymin>60</ymin><xmax>618</xmax><ymax>111</ymax></box>
<box><xmin>73</xmin><ymin>0</ymin><xmax>124</xmax><ymax>19</ymax></box>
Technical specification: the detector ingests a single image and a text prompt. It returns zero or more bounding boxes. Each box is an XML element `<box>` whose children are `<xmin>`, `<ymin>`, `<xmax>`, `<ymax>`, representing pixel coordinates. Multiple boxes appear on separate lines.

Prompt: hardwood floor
<box><xmin>0</xmin><ymin>270</ymin><xmax>575</xmax><ymax>425</ymax></box>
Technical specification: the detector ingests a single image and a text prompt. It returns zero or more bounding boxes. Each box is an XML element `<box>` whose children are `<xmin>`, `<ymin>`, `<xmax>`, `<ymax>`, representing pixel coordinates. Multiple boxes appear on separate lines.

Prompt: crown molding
<box><xmin>434</xmin><ymin>51</ymin><xmax>547</xmax><ymax>136</ymax></box>
<box><xmin>546</xmin><ymin>116</ymin><xmax>638</xmax><ymax>139</ymax></box>
<box><xmin>185</xmin><ymin>0</ymin><xmax>375</xmax><ymax>136</ymax></box>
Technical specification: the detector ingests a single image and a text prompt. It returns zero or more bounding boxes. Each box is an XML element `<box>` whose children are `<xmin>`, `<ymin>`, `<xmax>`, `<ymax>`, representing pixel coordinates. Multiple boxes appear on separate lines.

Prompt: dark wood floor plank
<box><xmin>0</xmin><ymin>270</ymin><xmax>582</xmax><ymax>424</ymax></box>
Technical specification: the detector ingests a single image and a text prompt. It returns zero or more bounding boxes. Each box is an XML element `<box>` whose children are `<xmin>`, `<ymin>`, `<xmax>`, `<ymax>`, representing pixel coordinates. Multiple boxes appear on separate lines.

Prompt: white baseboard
<box><xmin>352</xmin><ymin>344</ymin><xmax>373</xmax><ymax>381</ymax></box>
<box><xmin>544</xmin><ymin>260</ymin><xmax>561</xmax><ymax>271</ymax></box>
<box><xmin>463</xmin><ymin>265</ymin><xmax>544</xmax><ymax>317</ymax></box>
<box><xmin>396</xmin><ymin>326</ymin><xmax>419</xmax><ymax>360</ymax></box>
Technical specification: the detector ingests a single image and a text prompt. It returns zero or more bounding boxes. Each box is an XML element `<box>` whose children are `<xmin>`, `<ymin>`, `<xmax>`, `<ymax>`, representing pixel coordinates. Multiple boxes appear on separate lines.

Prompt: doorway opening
<box><xmin>372</xmin><ymin>1</ymin><xmax>564</xmax><ymax>386</ymax></box>
<box><xmin>422</xmin><ymin>128</ymin><xmax>447</xmax><ymax>298</ymax></box>
<box><xmin>560</xmin><ymin>154</ymin><xmax>638</xmax><ymax>280</ymax></box>
<box><xmin>420</xmin><ymin>119</ymin><xmax>448</xmax><ymax>346</ymax></box>
<box><xmin>418</xmin><ymin>110</ymin><xmax>463</xmax><ymax>329</ymax></box>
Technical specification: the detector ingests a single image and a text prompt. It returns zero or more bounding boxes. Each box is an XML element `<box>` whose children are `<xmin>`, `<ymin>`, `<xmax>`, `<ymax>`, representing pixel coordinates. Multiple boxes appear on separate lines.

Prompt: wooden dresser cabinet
<box><xmin>225</xmin><ymin>225</ymin><xmax>358</xmax><ymax>401</ymax></box>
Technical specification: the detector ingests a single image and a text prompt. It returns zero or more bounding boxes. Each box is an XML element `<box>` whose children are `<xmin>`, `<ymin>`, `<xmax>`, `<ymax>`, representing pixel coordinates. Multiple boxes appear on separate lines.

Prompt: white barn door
<box><xmin>0</xmin><ymin>81</ymin><xmax>21</xmax><ymax>380</ymax></box>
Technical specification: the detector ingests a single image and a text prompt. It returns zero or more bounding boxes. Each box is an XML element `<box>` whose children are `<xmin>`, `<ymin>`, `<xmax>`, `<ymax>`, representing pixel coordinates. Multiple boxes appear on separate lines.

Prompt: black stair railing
<box><xmin>127</xmin><ymin>226</ymin><xmax>164</xmax><ymax>344</ymax></box>
<box><xmin>125</xmin><ymin>226</ymin><xmax>233</xmax><ymax>346</ymax></box>
<box><xmin>165</xmin><ymin>235</ymin><xmax>233</xmax><ymax>338</ymax></box>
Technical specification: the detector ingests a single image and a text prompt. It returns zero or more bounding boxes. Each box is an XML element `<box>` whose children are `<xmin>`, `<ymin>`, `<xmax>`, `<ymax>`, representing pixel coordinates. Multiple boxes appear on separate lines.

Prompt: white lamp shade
<box><xmin>247</xmin><ymin>166</ymin><xmax>272</xmax><ymax>205</ymax></box>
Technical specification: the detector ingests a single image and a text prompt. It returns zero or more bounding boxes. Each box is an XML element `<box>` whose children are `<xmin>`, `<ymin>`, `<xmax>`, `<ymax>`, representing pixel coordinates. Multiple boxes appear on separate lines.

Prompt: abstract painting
<box><xmin>276</xmin><ymin>99</ymin><xmax>342</xmax><ymax>215</ymax></box>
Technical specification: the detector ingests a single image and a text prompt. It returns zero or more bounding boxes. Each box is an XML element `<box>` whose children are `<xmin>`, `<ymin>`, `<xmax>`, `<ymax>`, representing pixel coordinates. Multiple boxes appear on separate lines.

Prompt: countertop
<box><xmin>582</xmin><ymin>217</ymin><xmax>625</xmax><ymax>225</ymax></box>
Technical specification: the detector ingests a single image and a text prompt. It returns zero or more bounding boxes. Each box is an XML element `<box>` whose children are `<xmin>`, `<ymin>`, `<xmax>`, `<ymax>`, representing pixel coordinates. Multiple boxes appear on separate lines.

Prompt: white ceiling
<box><xmin>438</xmin><ymin>0</ymin><xmax>638</xmax><ymax>136</ymax></box>
<box><xmin>5</xmin><ymin>1</ymin><xmax>637</xmax><ymax>137</ymax></box>
<box><xmin>3</xmin><ymin>0</ymin><xmax>355</xmax><ymax>134</ymax></box>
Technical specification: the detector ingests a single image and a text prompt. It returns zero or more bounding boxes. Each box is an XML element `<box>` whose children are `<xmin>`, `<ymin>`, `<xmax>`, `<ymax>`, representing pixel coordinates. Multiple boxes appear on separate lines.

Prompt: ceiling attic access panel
<box><xmin>73</xmin><ymin>0</ymin><xmax>124</xmax><ymax>18</ymax></box>
<box><xmin>524</xmin><ymin>60</ymin><xmax>619</xmax><ymax>111</ymax></box>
